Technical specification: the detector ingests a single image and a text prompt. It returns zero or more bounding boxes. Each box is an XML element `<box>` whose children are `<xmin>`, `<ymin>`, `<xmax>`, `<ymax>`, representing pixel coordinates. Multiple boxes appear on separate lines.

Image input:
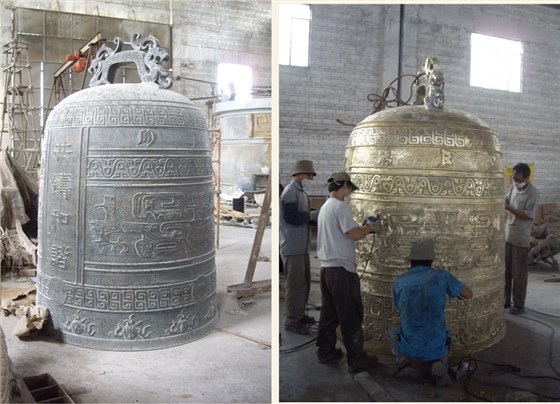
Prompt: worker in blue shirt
<box><xmin>392</xmin><ymin>239</ymin><xmax>473</xmax><ymax>386</ymax></box>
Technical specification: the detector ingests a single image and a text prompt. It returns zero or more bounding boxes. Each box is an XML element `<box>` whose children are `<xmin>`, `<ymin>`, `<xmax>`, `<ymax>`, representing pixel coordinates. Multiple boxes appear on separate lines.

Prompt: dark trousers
<box><xmin>505</xmin><ymin>242</ymin><xmax>529</xmax><ymax>308</ymax></box>
<box><xmin>284</xmin><ymin>254</ymin><xmax>311</xmax><ymax>327</ymax></box>
<box><xmin>316</xmin><ymin>267</ymin><xmax>366</xmax><ymax>366</ymax></box>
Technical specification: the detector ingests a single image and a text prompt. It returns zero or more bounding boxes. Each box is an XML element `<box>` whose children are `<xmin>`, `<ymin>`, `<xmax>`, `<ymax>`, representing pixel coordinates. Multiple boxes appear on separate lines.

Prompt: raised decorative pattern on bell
<box><xmin>346</xmin><ymin>58</ymin><xmax>505</xmax><ymax>355</ymax></box>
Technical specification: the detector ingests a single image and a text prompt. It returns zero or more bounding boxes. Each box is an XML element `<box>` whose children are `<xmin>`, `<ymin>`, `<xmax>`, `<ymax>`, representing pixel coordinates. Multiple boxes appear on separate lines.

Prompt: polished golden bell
<box><xmin>346</xmin><ymin>105</ymin><xmax>505</xmax><ymax>356</ymax></box>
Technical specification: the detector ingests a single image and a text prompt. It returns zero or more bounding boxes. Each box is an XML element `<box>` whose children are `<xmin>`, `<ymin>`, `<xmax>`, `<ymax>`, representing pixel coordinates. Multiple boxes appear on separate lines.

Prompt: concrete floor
<box><xmin>1</xmin><ymin>221</ymin><xmax>271</xmax><ymax>403</ymax></box>
<box><xmin>279</xmin><ymin>235</ymin><xmax>560</xmax><ymax>402</ymax></box>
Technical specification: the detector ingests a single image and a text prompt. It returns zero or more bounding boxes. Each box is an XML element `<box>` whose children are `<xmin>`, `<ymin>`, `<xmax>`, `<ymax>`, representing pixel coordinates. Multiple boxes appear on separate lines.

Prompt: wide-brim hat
<box><xmin>327</xmin><ymin>171</ymin><xmax>358</xmax><ymax>191</ymax></box>
<box><xmin>292</xmin><ymin>160</ymin><xmax>317</xmax><ymax>177</ymax></box>
<box><xmin>407</xmin><ymin>239</ymin><xmax>436</xmax><ymax>261</ymax></box>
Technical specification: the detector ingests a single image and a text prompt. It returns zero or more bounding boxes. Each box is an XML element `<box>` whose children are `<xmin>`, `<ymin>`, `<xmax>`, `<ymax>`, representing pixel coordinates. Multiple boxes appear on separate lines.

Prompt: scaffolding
<box><xmin>0</xmin><ymin>40</ymin><xmax>41</xmax><ymax>176</ymax></box>
<box><xmin>209</xmin><ymin>127</ymin><xmax>222</xmax><ymax>247</ymax></box>
<box><xmin>173</xmin><ymin>76</ymin><xmax>224</xmax><ymax>247</ymax></box>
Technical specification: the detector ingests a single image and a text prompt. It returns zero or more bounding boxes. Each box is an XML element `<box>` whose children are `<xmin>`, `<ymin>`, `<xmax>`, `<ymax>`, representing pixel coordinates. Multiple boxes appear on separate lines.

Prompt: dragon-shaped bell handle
<box><xmin>89</xmin><ymin>33</ymin><xmax>172</xmax><ymax>89</ymax></box>
<box><xmin>413</xmin><ymin>57</ymin><xmax>444</xmax><ymax>110</ymax></box>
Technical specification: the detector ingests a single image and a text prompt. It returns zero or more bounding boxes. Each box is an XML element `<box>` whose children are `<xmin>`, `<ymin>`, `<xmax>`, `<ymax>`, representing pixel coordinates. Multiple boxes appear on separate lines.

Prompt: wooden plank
<box><xmin>227</xmin><ymin>280</ymin><xmax>271</xmax><ymax>298</ymax></box>
<box><xmin>19</xmin><ymin>268</ymin><xmax>37</xmax><ymax>277</ymax></box>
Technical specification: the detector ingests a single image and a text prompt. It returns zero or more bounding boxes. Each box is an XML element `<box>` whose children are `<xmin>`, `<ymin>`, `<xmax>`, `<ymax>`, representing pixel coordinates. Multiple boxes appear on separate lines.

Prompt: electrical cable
<box><xmin>366</xmin><ymin>73</ymin><xmax>424</xmax><ymax>113</ymax></box>
<box><xmin>280</xmin><ymin>304</ymin><xmax>320</xmax><ymax>355</ymax></box>
<box><xmin>516</xmin><ymin>312</ymin><xmax>560</xmax><ymax>378</ymax></box>
<box><xmin>455</xmin><ymin>332</ymin><xmax>488</xmax><ymax>401</ymax></box>
<box><xmin>526</xmin><ymin>306</ymin><xmax>560</xmax><ymax>319</ymax></box>
<box><xmin>462</xmin><ymin>360</ymin><xmax>491</xmax><ymax>402</ymax></box>
<box><xmin>473</xmin><ymin>356</ymin><xmax>560</xmax><ymax>381</ymax></box>
<box><xmin>468</xmin><ymin>376</ymin><xmax>560</xmax><ymax>401</ymax></box>
<box><xmin>359</xmin><ymin>233</ymin><xmax>376</xmax><ymax>281</ymax></box>
<box><xmin>456</xmin><ymin>309</ymin><xmax>560</xmax><ymax>401</ymax></box>
<box><xmin>459</xmin><ymin>340</ymin><xmax>560</xmax><ymax>401</ymax></box>
<box><xmin>471</xmin><ymin>357</ymin><xmax>520</xmax><ymax>372</ymax></box>
<box><xmin>279</xmin><ymin>336</ymin><xmax>317</xmax><ymax>355</ymax></box>
<box><xmin>279</xmin><ymin>333</ymin><xmax>317</xmax><ymax>354</ymax></box>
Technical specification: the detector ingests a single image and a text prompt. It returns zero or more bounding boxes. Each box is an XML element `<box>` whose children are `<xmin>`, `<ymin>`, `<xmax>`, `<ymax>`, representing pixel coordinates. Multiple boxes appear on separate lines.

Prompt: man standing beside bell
<box><xmin>280</xmin><ymin>160</ymin><xmax>317</xmax><ymax>334</ymax></box>
<box><xmin>504</xmin><ymin>162</ymin><xmax>539</xmax><ymax>315</ymax></box>
<box><xmin>315</xmin><ymin>171</ymin><xmax>380</xmax><ymax>374</ymax></box>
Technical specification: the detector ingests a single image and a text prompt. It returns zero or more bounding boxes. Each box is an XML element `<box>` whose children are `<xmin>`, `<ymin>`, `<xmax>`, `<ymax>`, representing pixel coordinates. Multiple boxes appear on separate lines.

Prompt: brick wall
<box><xmin>280</xmin><ymin>4</ymin><xmax>560</xmax><ymax>202</ymax></box>
<box><xmin>280</xmin><ymin>4</ymin><xmax>383</xmax><ymax>196</ymax></box>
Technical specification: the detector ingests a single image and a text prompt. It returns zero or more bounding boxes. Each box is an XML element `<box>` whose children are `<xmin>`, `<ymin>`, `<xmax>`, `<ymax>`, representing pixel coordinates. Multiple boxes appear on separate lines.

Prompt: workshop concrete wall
<box><xmin>172</xmin><ymin>0</ymin><xmax>271</xmax><ymax>108</ymax></box>
<box><xmin>0</xmin><ymin>0</ymin><xmax>271</xmax><ymax>112</ymax></box>
<box><xmin>280</xmin><ymin>4</ymin><xmax>560</xmax><ymax>202</ymax></box>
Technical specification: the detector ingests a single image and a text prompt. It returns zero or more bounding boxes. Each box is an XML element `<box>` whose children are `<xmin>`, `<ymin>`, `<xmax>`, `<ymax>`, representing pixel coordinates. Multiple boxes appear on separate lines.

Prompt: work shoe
<box><xmin>300</xmin><ymin>315</ymin><xmax>316</xmax><ymax>325</ymax></box>
<box><xmin>285</xmin><ymin>323</ymin><xmax>310</xmax><ymax>335</ymax></box>
<box><xmin>510</xmin><ymin>306</ymin><xmax>525</xmax><ymax>315</ymax></box>
<box><xmin>431</xmin><ymin>361</ymin><xmax>453</xmax><ymax>387</ymax></box>
<box><xmin>504</xmin><ymin>302</ymin><xmax>511</xmax><ymax>309</ymax></box>
<box><xmin>348</xmin><ymin>354</ymin><xmax>378</xmax><ymax>375</ymax></box>
<box><xmin>317</xmin><ymin>348</ymin><xmax>343</xmax><ymax>364</ymax></box>
<box><xmin>394</xmin><ymin>357</ymin><xmax>416</xmax><ymax>378</ymax></box>
<box><xmin>396</xmin><ymin>357</ymin><xmax>413</xmax><ymax>372</ymax></box>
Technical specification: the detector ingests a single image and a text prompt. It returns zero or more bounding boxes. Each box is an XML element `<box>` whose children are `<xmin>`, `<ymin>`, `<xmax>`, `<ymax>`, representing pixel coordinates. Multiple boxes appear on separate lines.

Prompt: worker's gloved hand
<box><xmin>362</xmin><ymin>215</ymin><xmax>380</xmax><ymax>233</ymax></box>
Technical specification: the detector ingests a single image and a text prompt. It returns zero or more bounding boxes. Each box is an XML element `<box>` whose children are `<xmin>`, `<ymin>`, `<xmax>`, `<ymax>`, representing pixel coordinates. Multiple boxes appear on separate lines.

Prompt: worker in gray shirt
<box><xmin>505</xmin><ymin>162</ymin><xmax>539</xmax><ymax>315</ymax></box>
<box><xmin>280</xmin><ymin>160</ymin><xmax>317</xmax><ymax>334</ymax></box>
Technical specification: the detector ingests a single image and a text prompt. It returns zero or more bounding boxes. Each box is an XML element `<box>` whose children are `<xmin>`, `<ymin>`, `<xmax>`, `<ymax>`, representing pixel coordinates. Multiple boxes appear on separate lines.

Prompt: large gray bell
<box><xmin>37</xmin><ymin>34</ymin><xmax>217</xmax><ymax>350</ymax></box>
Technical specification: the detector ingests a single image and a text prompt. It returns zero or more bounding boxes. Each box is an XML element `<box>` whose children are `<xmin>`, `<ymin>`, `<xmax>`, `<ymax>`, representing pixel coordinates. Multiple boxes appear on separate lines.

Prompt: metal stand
<box><xmin>227</xmin><ymin>176</ymin><xmax>272</xmax><ymax>309</ymax></box>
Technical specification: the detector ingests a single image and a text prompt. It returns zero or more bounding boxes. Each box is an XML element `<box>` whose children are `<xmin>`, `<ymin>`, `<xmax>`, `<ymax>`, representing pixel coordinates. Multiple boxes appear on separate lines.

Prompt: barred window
<box><xmin>470</xmin><ymin>32</ymin><xmax>523</xmax><ymax>92</ymax></box>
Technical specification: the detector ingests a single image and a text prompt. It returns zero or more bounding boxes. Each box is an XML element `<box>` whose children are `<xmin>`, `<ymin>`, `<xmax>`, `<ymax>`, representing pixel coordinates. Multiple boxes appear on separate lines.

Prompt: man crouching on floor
<box><xmin>392</xmin><ymin>239</ymin><xmax>473</xmax><ymax>386</ymax></box>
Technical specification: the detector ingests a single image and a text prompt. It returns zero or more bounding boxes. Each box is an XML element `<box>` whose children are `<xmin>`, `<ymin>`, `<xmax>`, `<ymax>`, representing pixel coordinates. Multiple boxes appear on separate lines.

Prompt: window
<box><xmin>217</xmin><ymin>63</ymin><xmax>253</xmax><ymax>101</ymax></box>
<box><xmin>470</xmin><ymin>33</ymin><xmax>523</xmax><ymax>92</ymax></box>
<box><xmin>279</xmin><ymin>4</ymin><xmax>311</xmax><ymax>67</ymax></box>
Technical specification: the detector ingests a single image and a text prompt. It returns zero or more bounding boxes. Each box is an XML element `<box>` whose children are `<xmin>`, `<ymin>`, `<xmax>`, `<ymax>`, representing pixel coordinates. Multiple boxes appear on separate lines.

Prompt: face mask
<box><xmin>301</xmin><ymin>176</ymin><xmax>310</xmax><ymax>186</ymax></box>
<box><xmin>515</xmin><ymin>181</ymin><xmax>527</xmax><ymax>189</ymax></box>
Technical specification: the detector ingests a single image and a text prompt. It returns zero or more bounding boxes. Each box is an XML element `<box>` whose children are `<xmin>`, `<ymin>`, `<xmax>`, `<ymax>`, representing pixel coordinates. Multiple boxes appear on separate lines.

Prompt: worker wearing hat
<box><xmin>280</xmin><ymin>160</ymin><xmax>317</xmax><ymax>335</ymax></box>
<box><xmin>392</xmin><ymin>239</ymin><xmax>473</xmax><ymax>386</ymax></box>
<box><xmin>315</xmin><ymin>171</ymin><xmax>380</xmax><ymax>374</ymax></box>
